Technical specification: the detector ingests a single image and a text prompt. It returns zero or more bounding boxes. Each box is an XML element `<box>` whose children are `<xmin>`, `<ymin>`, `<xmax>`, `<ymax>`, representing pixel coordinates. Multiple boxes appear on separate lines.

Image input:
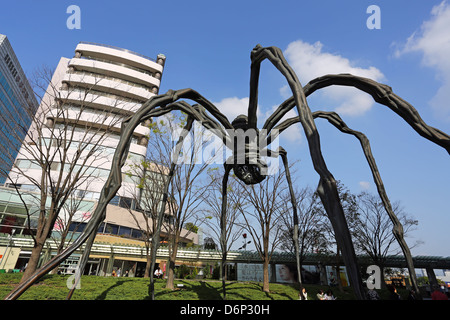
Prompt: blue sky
<box><xmin>1</xmin><ymin>0</ymin><xmax>449</xmax><ymax>257</ymax></box>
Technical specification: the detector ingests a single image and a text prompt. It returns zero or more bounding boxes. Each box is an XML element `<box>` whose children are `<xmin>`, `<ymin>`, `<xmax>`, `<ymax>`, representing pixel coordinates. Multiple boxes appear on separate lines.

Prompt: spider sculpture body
<box><xmin>230</xmin><ymin>114</ymin><xmax>268</xmax><ymax>185</ymax></box>
<box><xmin>5</xmin><ymin>45</ymin><xmax>449</xmax><ymax>300</ymax></box>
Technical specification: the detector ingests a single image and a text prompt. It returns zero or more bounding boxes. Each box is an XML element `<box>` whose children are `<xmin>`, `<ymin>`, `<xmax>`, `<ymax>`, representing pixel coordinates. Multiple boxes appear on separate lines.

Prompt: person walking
<box><xmin>299</xmin><ymin>287</ymin><xmax>308</xmax><ymax>300</ymax></box>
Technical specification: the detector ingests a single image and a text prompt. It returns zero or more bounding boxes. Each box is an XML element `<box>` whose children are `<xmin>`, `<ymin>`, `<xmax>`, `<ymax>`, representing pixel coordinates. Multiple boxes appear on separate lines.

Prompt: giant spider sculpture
<box><xmin>5</xmin><ymin>45</ymin><xmax>449</xmax><ymax>300</ymax></box>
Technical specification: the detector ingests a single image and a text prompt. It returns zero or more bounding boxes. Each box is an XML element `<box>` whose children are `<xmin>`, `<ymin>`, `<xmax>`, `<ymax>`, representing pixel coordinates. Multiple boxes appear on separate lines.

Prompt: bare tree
<box><xmin>137</xmin><ymin>113</ymin><xmax>216</xmax><ymax>290</ymax></box>
<box><xmin>200</xmin><ymin>167</ymin><xmax>246</xmax><ymax>256</ymax></box>
<box><xmin>124</xmin><ymin>159</ymin><xmax>172</xmax><ymax>278</ymax></box>
<box><xmin>352</xmin><ymin>192</ymin><xmax>420</xmax><ymax>284</ymax></box>
<box><xmin>3</xmin><ymin>64</ymin><xmax>130</xmax><ymax>282</ymax></box>
<box><xmin>236</xmin><ymin>170</ymin><xmax>287</xmax><ymax>293</ymax></box>
<box><xmin>279</xmin><ymin>186</ymin><xmax>328</xmax><ymax>282</ymax></box>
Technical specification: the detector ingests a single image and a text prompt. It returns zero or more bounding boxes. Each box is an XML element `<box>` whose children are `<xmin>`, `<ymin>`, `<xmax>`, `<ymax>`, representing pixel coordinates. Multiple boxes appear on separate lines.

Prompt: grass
<box><xmin>0</xmin><ymin>273</ymin><xmax>408</xmax><ymax>300</ymax></box>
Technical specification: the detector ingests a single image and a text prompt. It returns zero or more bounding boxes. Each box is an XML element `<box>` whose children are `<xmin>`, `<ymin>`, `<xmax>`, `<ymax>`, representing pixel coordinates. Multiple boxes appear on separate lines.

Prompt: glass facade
<box><xmin>0</xmin><ymin>35</ymin><xmax>38</xmax><ymax>184</ymax></box>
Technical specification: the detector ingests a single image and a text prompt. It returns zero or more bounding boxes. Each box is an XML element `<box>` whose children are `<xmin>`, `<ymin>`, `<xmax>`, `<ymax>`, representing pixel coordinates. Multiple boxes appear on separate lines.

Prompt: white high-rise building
<box><xmin>9</xmin><ymin>42</ymin><xmax>166</xmax><ymax>208</ymax></box>
<box><xmin>0</xmin><ymin>42</ymin><xmax>199</xmax><ymax>273</ymax></box>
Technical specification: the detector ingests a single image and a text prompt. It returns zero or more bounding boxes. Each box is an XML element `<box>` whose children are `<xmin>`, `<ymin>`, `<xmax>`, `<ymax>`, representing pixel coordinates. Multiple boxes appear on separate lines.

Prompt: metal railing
<box><xmin>1</xmin><ymin>235</ymin><xmax>449</xmax><ymax>268</ymax></box>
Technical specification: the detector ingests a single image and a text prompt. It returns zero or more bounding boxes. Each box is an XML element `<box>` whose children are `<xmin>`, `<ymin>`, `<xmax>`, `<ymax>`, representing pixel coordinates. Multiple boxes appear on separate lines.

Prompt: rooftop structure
<box><xmin>0</xmin><ymin>34</ymin><xmax>38</xmax><ymax>184</ymax></box>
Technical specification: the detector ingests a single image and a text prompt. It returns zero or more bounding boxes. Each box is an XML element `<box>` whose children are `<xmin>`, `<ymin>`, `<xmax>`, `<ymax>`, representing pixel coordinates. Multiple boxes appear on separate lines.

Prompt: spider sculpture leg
<box><xmin>266</xmin><ymin>147</ymin><xmax>303</xmax><ymax>289</ymax></box>
<box><xmin>4</xmin><ymin>92</ymin><xmax>229</xmax><ymax>300</ymax></box>
<box><xmin>272</xmin><ymin>109</ymin><xmax>423</xmax><ymax>296</ymax></box>
<box><xmin>65</xmin><ymin>225</ymin><xmax>96</xmax><ymax>299</ymax></box>
<box><xmin>250</xmin><ymin>44</ymin><xmax>366</xmax><ymax>299</ymax></box>
<box><xmin>220</xmin><ymin>162</ymin><xmax>233</xmax><ymax>300</ymax></box>
<box><xmin>271</xmin><ymin>74</ymin><xmax>450</xmax><ymax>154</ymax></box>
<box><xmin>280</xmin><ymin>150</ymin><xmax>302</xmax><ymax>289</ymax></box>
<box><xmin>269</xmin><ymin>70</ymin><xmax>450</xmax><ymax>298</ymax></box>
<box><xmin>313</xmin><ymin>111</ymin><xmax>422</xmax><ymax>296</ymax></box>
<box><xmin>64</xmin><ymin>113</ymin><xmax>196</xmax><ymax>300</ymax></box>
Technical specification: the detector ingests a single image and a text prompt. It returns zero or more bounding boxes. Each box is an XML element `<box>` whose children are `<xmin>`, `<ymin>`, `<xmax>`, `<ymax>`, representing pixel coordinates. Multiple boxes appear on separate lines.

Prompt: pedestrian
<box><xmin>317</xmin><ymin>289</ymin><xmax>325</xmax><ymax>300</ymax></box>
<box><xmin>367</xmin><ymin>288</ymin><xmax>381</xmax><ymax>300</ymax></box>
<box><xmin>328</xmin><ymin>272</ymin><xmax>337</xmax><ymax>287</ymax></box>
<box><xmin>407</xmin><ymin>289</ymin><xmax>416</xmax><ymax>300</ymax></box>
<box><xmin>431</xmin><ymin>286</ymin><xmax>448</xmax><ymax>300</ymax></box>
<box><xmin>388</xmin><ymin>285</ymin><xmax>401</xmax><ymax>300</ymax></box>
<box><xmin>154</xmin><ymin>267</ymin><xmax>163</xmax><ymax>279</ymax></box>
<box><xmin>299</xmin><ymin>287</ymin><xmax>308</xmax><ymax>300</ymax></box>
<box><xmin>324</xmin><ymin>289</ymin><xmax>336</xmax><ymax>300</ymax></box>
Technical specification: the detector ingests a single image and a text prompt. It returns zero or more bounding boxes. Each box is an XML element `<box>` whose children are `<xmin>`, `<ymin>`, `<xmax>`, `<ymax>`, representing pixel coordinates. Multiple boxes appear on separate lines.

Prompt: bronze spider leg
<box><xmin>4</xmin><ymin>91</ymin><xmax>231</xmax><ymax>300</ymax></box>
<box><xmin>65</xmin><ymin>101</ymin><xmax>225</xmax><ymax>300</ymax></box>
<box><xmin>66</xmin><ymin>111</ymin><xmax>197</xmax><ymax>300</ymax></box>
<box><xmin>264</xmin><ymin>146</ymin><xmax>303</xmax><ymax>290</ymax></box>
<box><xmin>269</xmin><ymin>73</ymin><xmax>450</xmax><ymax>297</ymax></box>
<box><xmin>269</xmin><ymin>74</ymin><xmax>450</xmax><ymax>154</ymax></box>
<box><xmin>250</xmin><ymin>44</ymin><xmax>366</xmax><ymax>299</ymax></box>
<box><xmin>272</xmin><ymin>109</ymin><xmax>424</xmax><ymax>297</ymax></box>
<box><xmin>219</xmin><ymin>162</ymin><xmax>233</xmax><ymax>300</ymax></box>
<box><xmin>83</xmin><ymin>101</ymin><xmax>228</xmax><ymax>301</ymax></box>
<box><xmin>312</xmin><ymin>111</ymin><xmax>421</xmax><ymax>296</ymax></box>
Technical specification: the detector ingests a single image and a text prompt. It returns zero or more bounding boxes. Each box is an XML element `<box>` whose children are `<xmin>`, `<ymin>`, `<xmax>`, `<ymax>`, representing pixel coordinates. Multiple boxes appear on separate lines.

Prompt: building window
<box><xmin>109</xmin><ymin>195</ymin><xmax>120</xmax><ymax>206</ymax></box>
<box><xmin>131</xmin><ymin>229</ymin><xmax>143</xmax><ymax>239</ymax></box>
<box><xmin>68</xmin><ymin>222</ymin><xmax>87</xmax><ymax>233</ymax></box>
<box><xmin>104</xmin><ymin>223</ymin><xmax>119</xmax><ymax>235</ymax></box>
<box><xmin>118</xmin><ymin>226</ymin><xmax>132</xmax><ymax>237</ymax></box>
<box><xmin>97</xmin><ymin>222</ymin><xmax>105</xmax><ymax>233</ymax></box>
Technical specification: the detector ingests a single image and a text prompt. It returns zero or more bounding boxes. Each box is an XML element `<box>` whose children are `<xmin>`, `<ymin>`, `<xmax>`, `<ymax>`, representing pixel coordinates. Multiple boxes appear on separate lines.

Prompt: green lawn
<box><xmin>0</xmin><ymin>273</ymin><xmax>406</xmax><ymax>300</ymax></box>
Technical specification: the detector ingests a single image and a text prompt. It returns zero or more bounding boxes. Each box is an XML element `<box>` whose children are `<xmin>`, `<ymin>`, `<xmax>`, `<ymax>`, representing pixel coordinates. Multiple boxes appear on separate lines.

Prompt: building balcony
<box><xmin>46</xmin><ymin>105</ymin><xmax>150</xmax><ymax>139</ymax></box>
<box><xmin>75</xmin><ymin>42</ymin><xmax>164</xmax><ymax>75</ymax></box>
<box><xmin>62</xmin><ymin>72</ymin><xmax>155</xmax><ymax>102</ymax></box>
<box><xmin>68</xmin><ymin>58</ymin><xmax>161</xmax><ymax>89</ymax></box>
<box><xmin>58</xmin><ymin>89</ymin><xmax>142</xmax><ymax>115</ymax></box>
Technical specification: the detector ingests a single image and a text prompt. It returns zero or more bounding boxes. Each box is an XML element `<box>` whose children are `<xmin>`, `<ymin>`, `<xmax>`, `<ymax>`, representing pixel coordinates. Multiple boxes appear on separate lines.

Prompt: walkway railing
<box><xmin>1</xmin><ymin>235</ymin><xmax>450</xmax><ymax>269</ymax></box>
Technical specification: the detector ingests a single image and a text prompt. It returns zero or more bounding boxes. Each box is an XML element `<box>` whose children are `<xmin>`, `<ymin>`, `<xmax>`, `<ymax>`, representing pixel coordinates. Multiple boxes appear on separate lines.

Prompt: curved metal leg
<box><xmin>273</xmin><ymin>110</ymin><xmax>422</xmax><ymax>297</ymax></box>
<box><xmin>312</xmin><ymin>111</ymin><xmax>421</xmax><ymax>297</ymax></box>
<box><xmin>277</xmin><ymin>148</ymin><xmax>303</xmax><ymax>292</ymax></box>
<box><xmin>220</xmin><ymin>163</ymin><xmax>232</xmax><ymax>300</ymax></box>
<box><xmin>269</xmin><ymin>74</ymin><xmax>450</xmax><ymax>154</ymax></box>
<box><xmin>148</xmin><ymin>116</ymin><xmax>195</xmax><ymax>300</ymax></box>
<box><xmin>4</xmin><ymin>198</ymin><xmax>113</xmax><ymax>300</ymax></box>
<box><xmin>3</xmin><ymin>98</ymin><xmax>204</xmax><ymax>300</ymax></box>
<box><xmin>251</xmin><ymin>45</ymin><xmax>365</xmax><ymax>299</ymax></box>
<box><xmin>66</xmin><ymin>225</ymin><xmax>98</xmax><ymax>300</ymax></box>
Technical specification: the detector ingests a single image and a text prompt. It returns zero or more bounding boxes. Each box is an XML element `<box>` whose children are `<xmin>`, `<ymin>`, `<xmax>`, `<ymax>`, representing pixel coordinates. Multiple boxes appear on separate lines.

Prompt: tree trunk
<box><xmin>20</xmin><ymin>240</ymin><xmax>45</xmax><ymax>283</ymax></box>
<box><xmin>144</xmin><ymin>253</ymin><xmax>152</xmax><ymax>278</ymax></box>
<box><xmin>144</xmin><ymin>245</ymin><xmax>152</xmax><ymax>278</ymax></box>
<box><xmin>165</xmin><ymin>244</ymin><xmax>178</xmax><ymax>290</ymax></box>
<box><xmin>262</xmin><ymin>257</ymin><xmax>270</xmax><ymax>293</ymax></box>
<box><xmin>335</xmin><ymin>247</ymin><xmax>344</xmax><ymax>293</ymax></box>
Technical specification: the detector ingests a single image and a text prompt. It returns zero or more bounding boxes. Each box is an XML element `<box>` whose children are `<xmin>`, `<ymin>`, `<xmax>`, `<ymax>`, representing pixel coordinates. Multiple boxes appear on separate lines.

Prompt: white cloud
<box><xmin>282</xmin><ymin>40</ymin><xmax>385</xmax><ymax>116</ymax></box>
<box><xmin>394</xmin><ymin>0</ymin><xmax>450</xmax><ymax>121</ymax></box>
<box><xmin>263</xmin><ymin>105</ymin><xmax>302</xmax><ymax>143</ymax></box>
<box><xmin>359</xmin><ymin>181</ymin><xmax>371</xmax><ymax>190</ymax></box>
<box><xmin>213</xmin><ymin>97</ymin><xmax>251</xmax><ymax>122</ymax></box>
<box><xmin>212</xmin><ymin>40</ymin><xmax>385</xmax><ymax>143</ymax></box>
